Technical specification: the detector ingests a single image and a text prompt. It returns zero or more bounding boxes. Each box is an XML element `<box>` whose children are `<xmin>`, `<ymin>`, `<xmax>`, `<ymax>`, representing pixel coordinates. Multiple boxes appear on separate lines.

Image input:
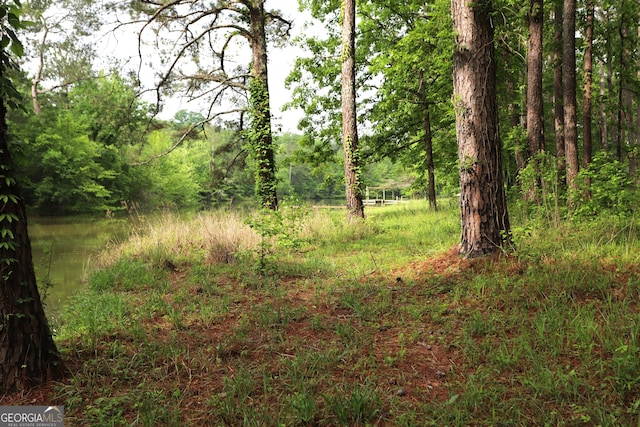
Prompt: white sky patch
<box><xmin>93</xmin><ymin>0</ymin><xmax>321</xmax><ymax>133</ymax></box>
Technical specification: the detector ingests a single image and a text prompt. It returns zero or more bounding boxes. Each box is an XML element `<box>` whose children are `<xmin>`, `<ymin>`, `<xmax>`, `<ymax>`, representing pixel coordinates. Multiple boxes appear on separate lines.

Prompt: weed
<box><xmin>59</xmin><ymin>291</ymin><xmax>129</xmax><ymax>350</ymax></box>
<box><xmin>89</xmin><ymin>259</ymin><xmax>168</xmax><ymax>292</ymax></box>
<box><xmin>324</xmin><ymin>382</ymin><xmax>383</xmax><ymax>425</ymax></box>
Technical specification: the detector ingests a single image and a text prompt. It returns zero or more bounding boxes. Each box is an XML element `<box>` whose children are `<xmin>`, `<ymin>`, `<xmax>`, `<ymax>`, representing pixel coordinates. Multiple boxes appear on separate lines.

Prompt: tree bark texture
<box><xmin>248</xmin><ymin>0</ymin><xmax>277</xmax><ymax>210</ymax></box>
<box><xmin>526</xmin><ymin>0</ymin><xmax>544</xmax><ymax>157</ymax></box>
<box><xmin>562</xmin><ymin>0</ymin><xmax>579</xmax><ymax>190</ymax></box>
<box><xmin>620</xmin><ymin>20</ymin><xmax>634</xmax><ymax>174</ymax></box>
<box><xmin>553</xmin><ymin>0</ymin><xmax>565</xmax><ymax>181</ymax></box>
<box><xmin>452</xmin><ymin>0</ymin><xmax>511</xmax><ymax>257</ymax></box>
<box><xmin>606</xmin><ymin>36</ymin><xmax>618</xmax><ymax>157</ymax></box>
<box><xmin>341</xmin><ymin>0</ymin><xmax>364</xmax><ymax>221</ymax></box>
<box><xmin>599</xmin><ymin>62</ymin><xmax>608</xmax><ymax>151</ymax></box>
<box><xmin>582</xmin><ymin>0</ymin><xmax>594</xmax><ymax>169</ymax></box>
<box><xmin>0</xmin><ymin>100</ymin><xmax>64</xmax><ymax>393</ymax></box>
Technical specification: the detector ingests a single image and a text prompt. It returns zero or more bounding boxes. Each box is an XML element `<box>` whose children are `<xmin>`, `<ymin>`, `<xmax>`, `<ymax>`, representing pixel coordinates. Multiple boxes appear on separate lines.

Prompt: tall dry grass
<box><xmin>95</xmin><ymin>210</ymin><xmax>262</xmax><ymax>267</ymax></box>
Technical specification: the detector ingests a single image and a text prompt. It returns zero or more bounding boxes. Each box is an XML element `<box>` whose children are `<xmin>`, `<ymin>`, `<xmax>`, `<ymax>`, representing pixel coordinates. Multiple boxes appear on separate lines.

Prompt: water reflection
<box><xmin>28</xmin><ymin>216</ymin><xmax>129</xmax><ymax>314</ymax></box>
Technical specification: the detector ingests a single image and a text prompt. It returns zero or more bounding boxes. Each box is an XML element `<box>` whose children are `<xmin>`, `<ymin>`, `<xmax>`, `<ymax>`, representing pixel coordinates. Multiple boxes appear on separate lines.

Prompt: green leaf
<box><xmin>446</xmin><ymin>394</ymin><xmax>460</xmax><ymax>405</ymax></box>
<box><xmin>9</xmin><ymin>39</ymin><xmax>23</xmax><ymax>57</ymax></box>
<box><xmin>7</xmin><ymin>12</ymin><xmax>20</xmax><ymax>29</ymax></box>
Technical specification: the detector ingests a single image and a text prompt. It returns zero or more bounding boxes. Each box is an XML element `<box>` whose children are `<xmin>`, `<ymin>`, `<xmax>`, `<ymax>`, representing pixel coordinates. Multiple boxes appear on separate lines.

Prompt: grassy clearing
<box><xmin>3</xmin><ymin>200</ymin><xmax>640</xmax><ymax>426</ymax></box>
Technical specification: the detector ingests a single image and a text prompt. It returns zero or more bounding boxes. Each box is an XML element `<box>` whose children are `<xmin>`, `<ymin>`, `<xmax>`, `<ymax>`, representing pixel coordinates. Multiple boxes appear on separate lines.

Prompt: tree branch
<box><xmin>132</xmin><ymin>108</ymin><xmax>247</xmax><ymax>166</ymax></box>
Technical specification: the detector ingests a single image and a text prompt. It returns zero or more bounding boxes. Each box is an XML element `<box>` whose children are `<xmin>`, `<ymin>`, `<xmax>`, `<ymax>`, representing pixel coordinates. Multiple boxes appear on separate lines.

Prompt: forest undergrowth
<box><xmin>2</xmin><ymin>199</ymin><xmax>640</xmax><ymax>426</ymax></box>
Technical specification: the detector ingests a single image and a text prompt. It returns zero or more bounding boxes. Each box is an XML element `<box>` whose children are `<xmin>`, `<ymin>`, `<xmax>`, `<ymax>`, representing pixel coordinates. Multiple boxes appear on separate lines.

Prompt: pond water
<box><xmin>25</xmin><ymin>200</ymin><xmax>347</xmax><ymax>315</ymax></box>
<box><xmin>28</xmin><ymin>216</ymin><xmax>130</xmax><ymax>314</ymax></box>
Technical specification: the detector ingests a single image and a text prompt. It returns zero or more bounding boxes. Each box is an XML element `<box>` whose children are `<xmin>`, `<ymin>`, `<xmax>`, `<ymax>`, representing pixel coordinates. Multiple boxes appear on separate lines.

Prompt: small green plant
<box><xmin>246</xmin><ymin>196</ymin><xmax>311</xmax><ymax>274</ymax></box>
<box><xmin>209</xmin><ymin>366</ymin><xmax>258</xmax><ymax>423</ymax></box>
<box><xmin>59</xmin><ymin>291</ymin><xmax>129</xmax><ymax>350</ymax></box>
<box><xmin>324</xmin><ymin>383</ymin><xmax>382</xmax><ymax>425</ymax></box>
<box><xmin>611</xmin><ymin>321</ymin><xmax>640</xmax><ymax>394</ymax></box>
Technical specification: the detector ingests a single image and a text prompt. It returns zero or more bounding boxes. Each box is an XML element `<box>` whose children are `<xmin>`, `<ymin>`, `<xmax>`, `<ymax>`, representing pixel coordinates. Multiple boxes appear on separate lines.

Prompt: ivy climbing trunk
<box><xmin>248</xmin><ymin>0</ymin><xmax>277</xmax><ymax>210</ymax></box>
<box><xmin>341</xmin><ymin>0</ymin><xmax>364</xmax><ymax>221</ymax></box>
<box><xmin>0</xmin><ymin>99</ymin><xmax>64</xmax><ymax>393</ymax></box>
<box><xmin>452</xmin><ymin>0</ymin><xmax>511</xmax><ymax>257</ymax></box>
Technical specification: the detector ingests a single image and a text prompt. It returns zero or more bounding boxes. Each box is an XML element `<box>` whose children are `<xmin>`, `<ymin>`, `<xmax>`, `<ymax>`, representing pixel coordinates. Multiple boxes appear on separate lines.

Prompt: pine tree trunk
<box><xmin>563</xmin><ymin>0</ymin><xmax>579</xmax><ymax>191</ymax></box>
<box><xmin>635</xmin><ymin>21</ymin><xmax>640</xmax><ymax>179</ymax></box>
<box><xmin>607</xmin><ymin>40</ymin><xmax>618</xmax><ymax>157</ymax></box>
<box><xmin>618</xmin><ymin>9</ymin><xmax>631</xmax><ymax>165</ymax></box>
<box><xmin>248</xmin><ymin>0</ymin><xmax>277</xmax><ymax>210</ymax></box>
<box><xmin>582</xmin><ymin>0</ymin><xmax>594</xmax><ymax>169</ymax></box>
<box><xmin>553</xmin><ymin>0</ymin><xmax>566</xmax><ymax>183</ymax></box>
<box><xmin>599</xmin><ymin>62</ymin><xmax>608</xmax><ymax>151</ymax></box>
<box><xmin>452</xmin><ymin>0</ymin><xmax>511</xmax><ymax>257</ymax></box>
<box><xmin>0</xmin><ymin>99</ymin><xmax>64</xmax><ymax>393</ymax></box>
<box><xmin>341</xmin><ymin>0</ymin><xmax>364</xmax><ymax>221</ymax></box>
<box><xmin>526</xmin><ymin>0</ymin><xmax>544</xmax><ymax>157</ymax></box>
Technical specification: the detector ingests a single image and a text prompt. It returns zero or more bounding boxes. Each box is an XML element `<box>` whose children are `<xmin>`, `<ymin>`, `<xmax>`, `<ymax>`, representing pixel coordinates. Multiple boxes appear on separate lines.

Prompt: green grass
<box><xmin>9</xmin><ymin>200</ymin><xmax>640</xmax><ymax>426</ymax></box>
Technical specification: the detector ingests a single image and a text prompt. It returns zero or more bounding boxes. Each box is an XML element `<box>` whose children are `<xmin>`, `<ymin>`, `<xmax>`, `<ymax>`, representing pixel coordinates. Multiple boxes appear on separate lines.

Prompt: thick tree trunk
<box><xmin>563</xmin><ymin>0</ymin><xmax>579</xmax><ymax>191</ymax></box>
<box><xmin>248</xmin><ymin>0</ymin><xmax>277</xmax><ymax>210</ymax></box>
<box><xmin>0</xmin><ymin>100</ymin><xmax>64</xmax><ymax>393</ymax></box>
<box><xmin>582</xmin><ymin>1</ymin><xmax>594</xmax><ymax>169</ymax></box>
<box><xmin>452</xmin><ymin>0</ymin><xmax>511</xmax><ymax>257</ymax></box>
<box><xmin>341</xmin><ymin>0</ymin><xmax>364</xmax><ymax>221</ymax></box>
<box><xmin>553</xmin><ymin>0</ymin><xmax>565</xmax><ymax>183</ymax></box>
<box><xmin>526</xmin><ymin>0</ymin><xmax>544</xmax><ymax>157</ymax></box>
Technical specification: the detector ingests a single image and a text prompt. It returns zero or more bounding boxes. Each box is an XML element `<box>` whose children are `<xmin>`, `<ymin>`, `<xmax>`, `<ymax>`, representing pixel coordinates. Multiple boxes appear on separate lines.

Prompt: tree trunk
<box><xmin>424</xmin><ymin>106</ymin><xmax>437</xmax><ymax>211</ymax></box>
<box><xmin>635</xmin><ymin>21</ymin><xmax>640</xmax><ymax>179</ymax></box>
<box><xmin>248</xmin><ymin>0</ymin><xmax>277</xmax><ymax>210</ymax></box>
<box><xmin>526</xmin><ymin>0</ymin><xmax>544</xmax><ymax>157</ymax></box>
<box><xmin>0</xmin><ymin>99</ymin><xmax>64</xmax><ymax>393</ymax></box>
<box><xmin>608</xmin><ymin>64</ymin><xmax>618</xmax><ymax>157</ymax></box>
<box><xmin>506</xmin><ymin>65</ymin><xmax>526</xmax><ymax>172</ymax></box>
<box><xmin>582</xmin><ymin>0</ymin><xmax>594</xmax><ymax>169</ymax></box>
<box><xmin>418</xmin><ymin>74</ymin><xmax>437</xmax><ymax>211</ymax></box>
<box><xmin>553</xmin><ymin>0</ymin><xmax>565</xmax><ymax>183</ymax></box>
<box><xmin>341</xmin><ymin>0</ymin><xmax>364</xmax><ymax>221</ymax></box>
<box><xmin>563</xmin><ymin>0</ymin><xmax>579</xmax><ymax>191</ymax></box>
<box><xmin>620</xmin><ymin>20</ymin><xmax>634</xmax><ymax>176</ymax></box>
<box><xmin>617</xmin><ymin>9</ymin><xmax>630</xmax><ymax>165</ymax></box>
<box><xmin>452</xmin><ymin>0</ymin><xmax>511</xmax><ymax>257</ymax></box>
<box><xmin>599</xmin><ymin>61</ymin><xmax>608</xmax><ymax>152</ymax></box>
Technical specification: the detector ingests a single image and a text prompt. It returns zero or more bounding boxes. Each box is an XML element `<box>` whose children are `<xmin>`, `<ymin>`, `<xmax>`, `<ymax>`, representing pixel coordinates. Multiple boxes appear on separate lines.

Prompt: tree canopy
<box><xmin>1</xmin><ymin>0</ymin><xmax>638</xmax><ymax>224</ymax></box>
